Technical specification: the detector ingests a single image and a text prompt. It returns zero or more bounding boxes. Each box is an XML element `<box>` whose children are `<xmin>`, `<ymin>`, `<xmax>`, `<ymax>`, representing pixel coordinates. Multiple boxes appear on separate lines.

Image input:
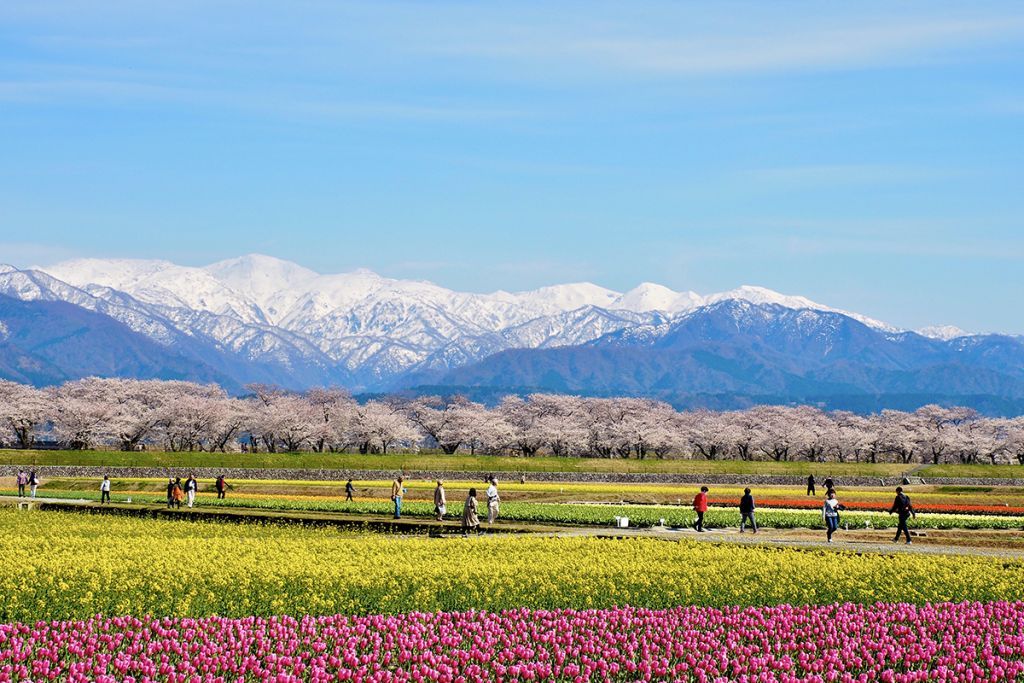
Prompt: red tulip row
<box><xmin>709</xmin><ymin>497</ymin><xmax>1024</xmax><ymax>516</ymax></box>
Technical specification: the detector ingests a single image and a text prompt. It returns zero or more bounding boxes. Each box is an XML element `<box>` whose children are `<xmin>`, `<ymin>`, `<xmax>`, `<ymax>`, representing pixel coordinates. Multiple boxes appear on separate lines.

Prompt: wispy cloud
<box><xmin>0</xmin><ymin>76</ymin><xmax>524</xmax><ymax>123</ymax></box>
<box><xmin>739</xmin><ymin>164</ymin><xmax>962</xmax><ymax>188</ymax></box>
<box><xmin>665</xmin><ymin>225</ymin><xmax>1024</xmax><ymax>263</ymax></box>
<box><xmin>429</xmin><ymin>13</ymin><xmax>1024</xmax><ymax>76</ymax></box>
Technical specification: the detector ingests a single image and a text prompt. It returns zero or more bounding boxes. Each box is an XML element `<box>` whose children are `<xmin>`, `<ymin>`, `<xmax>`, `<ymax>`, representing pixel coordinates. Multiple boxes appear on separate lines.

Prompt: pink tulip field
<box><xmin>2</xmin><ymin>601</ymin><xmax>1023</xmax><ymax>682</ymax></box>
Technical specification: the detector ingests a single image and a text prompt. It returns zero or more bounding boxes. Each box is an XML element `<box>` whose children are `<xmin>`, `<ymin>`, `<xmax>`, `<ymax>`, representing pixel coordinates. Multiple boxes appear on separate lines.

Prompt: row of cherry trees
<box><xmin>1</xmin><ymin>378</ymin><xmax>1023</xmax><ymax>464</ymax></box>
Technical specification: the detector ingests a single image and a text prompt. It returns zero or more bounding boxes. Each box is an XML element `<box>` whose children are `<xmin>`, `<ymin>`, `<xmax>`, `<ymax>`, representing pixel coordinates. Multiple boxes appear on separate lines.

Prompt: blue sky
<box><xmin>1</xmin><ymin>1</ymin><xmax>1022</xmax><ymax>332</ymax></box>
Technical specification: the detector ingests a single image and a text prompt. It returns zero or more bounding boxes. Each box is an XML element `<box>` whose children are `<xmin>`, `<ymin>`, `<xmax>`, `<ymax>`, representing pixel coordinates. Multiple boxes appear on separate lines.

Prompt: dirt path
<box><xmin>553</xmin><ymin>524</ymin><xmax>1024</xmax><ymax>558</ymax></box>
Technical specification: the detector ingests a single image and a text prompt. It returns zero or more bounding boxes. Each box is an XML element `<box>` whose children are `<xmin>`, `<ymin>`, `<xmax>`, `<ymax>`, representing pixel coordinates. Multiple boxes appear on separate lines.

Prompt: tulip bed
<box><xmin>9</xmin><ymin>489</ymin><xmax>1023</xmax><ymax>530</ymax></box>
<box><xmin>3</xmin><ymin>602</ymin><xmax>1024</xmax><ymax>682</ymax></box>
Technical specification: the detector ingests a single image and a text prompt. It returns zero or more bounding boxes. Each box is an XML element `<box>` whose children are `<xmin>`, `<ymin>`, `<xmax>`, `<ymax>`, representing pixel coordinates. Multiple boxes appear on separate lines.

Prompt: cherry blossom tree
<box><xmin>51</xmin><ymin>379</ymin><xmax>118</xmax><ymax>449</ymax></box>
<box><xmin>352</xmin><ymin>400</ymin><xmax>420</xmax><ymax>454</ymax></box>
<box><xmin>404</xmin><ymin>395</ymin><xmax>471</xmax><ymax>454</ymax></box>
<box><xmin>0</xmin><ymin>381</ymin><xmax>49</xmax><ymax>448</ymax></box>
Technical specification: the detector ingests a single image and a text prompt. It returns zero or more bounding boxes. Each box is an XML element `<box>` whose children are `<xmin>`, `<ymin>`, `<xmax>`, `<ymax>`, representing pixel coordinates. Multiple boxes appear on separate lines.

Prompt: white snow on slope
<box><xmin>917</xmin><ymin>324</ymin><xmax>972</xmax><ymax>341</ymax></box>
<box><xmin>27</xmin><ymin>254</ymin><xmax>923</xmax><ymax>383</ymax></box>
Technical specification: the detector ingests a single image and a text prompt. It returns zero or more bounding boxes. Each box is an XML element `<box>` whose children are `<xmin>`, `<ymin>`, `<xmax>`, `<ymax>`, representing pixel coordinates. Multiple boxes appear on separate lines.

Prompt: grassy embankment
<box><xmin>0</xmin><ymin>449</ymin><xmax>916</xmax><ymax>477</ymax></box>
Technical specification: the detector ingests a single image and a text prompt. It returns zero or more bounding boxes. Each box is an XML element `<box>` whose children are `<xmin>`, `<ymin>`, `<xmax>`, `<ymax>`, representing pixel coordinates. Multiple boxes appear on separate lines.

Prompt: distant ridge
<box><xmin>0</xmin><ymin>255</ymin><xmax>1019</xmax><ymax>414</ymax></box>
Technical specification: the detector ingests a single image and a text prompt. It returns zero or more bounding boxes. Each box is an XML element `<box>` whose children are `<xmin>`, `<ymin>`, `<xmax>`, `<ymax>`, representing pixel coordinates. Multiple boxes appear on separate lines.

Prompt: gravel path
<box><xmin>553</xmin><ymin>525</ymin><xmax>1024</xmax><ymax>558</ymax></box>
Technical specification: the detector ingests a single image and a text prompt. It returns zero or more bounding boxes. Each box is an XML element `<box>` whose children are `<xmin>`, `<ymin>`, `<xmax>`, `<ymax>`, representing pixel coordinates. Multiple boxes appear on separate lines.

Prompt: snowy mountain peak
<box><xmin>515</xmin><ymin>282</ymin><xmax>621</xmax><ymax>314</ymax></box>
<box><xmin>918</xmin><ymin>325</ymin><xmax>972</xmax><ymax>341</ymax></box>
<box><xmin>611</xmin><ymin>282</ymin><xmax>703</xmax><ymax>313</ymax></box>
<box><xmin>707</xmin><ymin>285</ymin><xmax>819</xmax><ymax>309</ymax></box>
<box><xmin>18</xmin><ymin>254</ymin><xmax>961</xmax><ymax>389</ymax></box>
<box><xmin>44</xmin><ymin>257</ymin><xmax>178</xmax><ymax>289</ymax></box>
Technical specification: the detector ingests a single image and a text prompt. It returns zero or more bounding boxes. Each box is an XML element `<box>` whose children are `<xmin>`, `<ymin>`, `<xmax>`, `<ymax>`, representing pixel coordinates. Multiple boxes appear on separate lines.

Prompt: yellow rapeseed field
<box><xmin>1</xmin><ymin>508</ymin><xmax>1021</xmax><ymax>622</ymax></box>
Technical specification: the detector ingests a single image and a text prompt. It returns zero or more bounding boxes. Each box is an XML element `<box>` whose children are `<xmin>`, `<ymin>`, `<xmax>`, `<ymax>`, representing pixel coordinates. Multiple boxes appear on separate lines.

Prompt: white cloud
<box><xmin>426</xmin><ymin>11</ymin><xmax>1024</xmax><ymax>76</ymax></box>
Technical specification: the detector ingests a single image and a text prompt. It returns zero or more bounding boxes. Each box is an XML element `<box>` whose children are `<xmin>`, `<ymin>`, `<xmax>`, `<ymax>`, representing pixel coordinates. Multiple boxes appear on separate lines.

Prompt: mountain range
<box><xmin>1</xmin><ymin>255</ymin><xmax>1021</xmax><ymax>414</ymax></box>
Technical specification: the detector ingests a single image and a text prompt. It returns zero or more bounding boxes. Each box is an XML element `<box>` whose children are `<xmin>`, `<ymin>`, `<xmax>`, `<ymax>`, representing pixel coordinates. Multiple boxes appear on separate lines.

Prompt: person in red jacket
<box><xmin>693</xmin><ymin>486</ymin><xmax>709</xmax><ymax>532</ymax></box>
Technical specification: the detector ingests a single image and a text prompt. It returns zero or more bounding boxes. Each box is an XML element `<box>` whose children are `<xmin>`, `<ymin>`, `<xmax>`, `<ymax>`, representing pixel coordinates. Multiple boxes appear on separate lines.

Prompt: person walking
<box><xmin>433</xmin><ymin>480</ymin><xmax>447</xmax><ymax>521</ymax></box>
<box><xmin>485</xmin><ymin>477</ymin><xmax>500</xmax><ymax>524</ymax></box>
<box><xmin>823</xmin><ymin>477</ymin><xmax>835</xmax><ymax>494</ymax></box>
<box><xmin>889</xmin><ymin>486</ymin><xmax>917</xmax><ymax>544</ymax></box>
<box><xmin>100</xmin><ymin>475</ymin><xmax>111</xmax><ymax>504</ymax></box>
<box><xmin>171</xmin><ymin>478</ymin><xmax>184</xmax><ymax>509</ymax></box>
<box><xmin>693</xmin><ymin>486</ymin><xmax>709</xmax><ymax>532</ymax></box>
<box><xmin>28</xmin><ymin>471</ymin><xmax>39</xmax><ymax>498</ymax></box>
<box><xmin>184</xmin><ymin>474</ymin><xmax>198</xmax><ymax>508</ymax></box>
<box><xmin>215</xmin><ymin>475</ymin><xmax>227</xmax><ymax>499</ymax></box>
<box><xmin>391</xmin><ymin>476</ymin><xmax>405</xmax><ymax>519</ymax></box>
<box><xmin>739</xmin><ymin>487</ymin><xmax>757</xmax><ymax>533</ymax></box>
<box><xmin>16</xmin><ymin>470</ymin><xmax>27</xmax><ymax>498</ymax></box>
<box><xmin>806</xmin><ymin>474</ymin><xmax>816</xmax><ymax>496</ymax></box>
<box><xmin>345</xmin><ymin>479</ymin><xmax>355</xmax><ymax>502</ymax></box>
<box><xmin>166</xmin><ymin>478</ymin><xmax>175</xmax><ymax>508</ymax></box>
<box><xmin>462</xmin><ymin>487</ymin><xmax>480</xmax><ymax>536</ymax></box>
<box><xmin>823</xmin><ymin>490</ymin><xmax>843</xmax><ymax>543</ymax></box>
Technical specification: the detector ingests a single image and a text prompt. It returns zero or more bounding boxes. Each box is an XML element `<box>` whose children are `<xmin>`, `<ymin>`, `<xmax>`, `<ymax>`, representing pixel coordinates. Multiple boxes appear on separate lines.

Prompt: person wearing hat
<box><xmin>433</xmin><ymin>480</ymin><xmax>447</xmax><ymax>521</ymax></box>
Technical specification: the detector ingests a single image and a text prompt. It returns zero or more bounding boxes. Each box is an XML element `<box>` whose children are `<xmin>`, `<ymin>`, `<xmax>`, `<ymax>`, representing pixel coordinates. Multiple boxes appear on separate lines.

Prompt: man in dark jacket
<box><xmin>345</xmin><ymin>479</ymin><xmax>355</xmax><ymax>501</ymax></box>
<box><xmin>889</xmin><ymin>486</ymin><xmax>916</xmax><ymax>544</ymax></box>
<box><xmin>165</xmin><ymin>478</ymin><xmax>175</xmax><ymax>508</ymax></box>
<box><xmin>806</xmin><ymin>475</ymin><xmax>816</xmax><ymax>496</ymax></box>
<box><xmin>739</xmin><ymin>488</ymin><xmax>757</xmax><ymax>533</ymax></box>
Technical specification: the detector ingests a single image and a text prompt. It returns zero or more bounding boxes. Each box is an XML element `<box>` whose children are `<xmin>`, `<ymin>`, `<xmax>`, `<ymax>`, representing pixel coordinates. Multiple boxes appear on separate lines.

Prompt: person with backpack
<box><xmin>100</xmin><ymin>475</ymin><xmax>111</xmax><ymax>504</ymax></box>
<box><xmin>184</xmin><ymin>474</ymin><xmax>198</xmax><ymax>508</ymax></box>
<box><xmin>806</xmin><ymin>474</ymin><xmax>816</xmax><ymax>496</ymax></box>
<box><xmin>345</xmin><ymin>479</ymin><xmax>355</xmax><ymax>502</ymax></box>
<box><xmin>739</xmin><ymin>488</ymin><xmax>757</xmax><ymax>533</ymax></box>
<box><xmin>822</xmin><ymin>490</ymin><xmax>844</xmax><ymax>543</ymax></box>
<box><xmin>16</xmin><ymin>470</ymin><xmax>27</xmax><ymax>498</ymax></box>
<box><xmin>171</xmin><ymin>478</ymin><xmax>185</xmax><ymax>509</ymax></box>
<box><xmin>693</xmin><ymin>486</ymin><xmax>709</xmax><ymax>532</ymax></box>
<box><xmin>889</xmin><ymin>486</ymin><xmax>917</xmax><ymax>544</ymax></box>
<box><xmin>215</xmin><ymin>475</ymin><xmax>227</xmax><ymax>499</ymax></box>
<box><xmin>28</xmin><ymin>471</ymin><xmax>39</xmax><ymax>498</ymax></box>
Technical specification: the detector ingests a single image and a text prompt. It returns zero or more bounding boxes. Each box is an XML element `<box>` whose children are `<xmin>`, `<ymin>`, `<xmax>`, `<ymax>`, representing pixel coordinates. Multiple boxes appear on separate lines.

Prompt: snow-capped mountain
<box><xmin>39</xmin><ymin>254</ymin><xmax>909</xmax><ymax>386</ymax></box>
<box><xmin>436</xmin><ymin>299</ymin><xmax>1024</xmax><ymax>414</ymax></box>
<box><xmin>5</xmin><ymin>253</ymin><xmax>1017</xmax><ymax>412</ymax></box>
<box><xmin>917</xmin><ymin>325</ymin><xmax>972</xmax><ymax>341</ymax></box>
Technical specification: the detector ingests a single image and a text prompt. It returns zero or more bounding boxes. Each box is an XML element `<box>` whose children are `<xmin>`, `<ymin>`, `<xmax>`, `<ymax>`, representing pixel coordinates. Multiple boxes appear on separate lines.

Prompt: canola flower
<box><xmin>2</xmin><ymin>509</ymin><xmax>1024</xmax><ymax>622</ymax></box>
<box><xmin>2</xmin><ymin>602</ymin><xmax>1024</xmax><ymax>682</ymax></box>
